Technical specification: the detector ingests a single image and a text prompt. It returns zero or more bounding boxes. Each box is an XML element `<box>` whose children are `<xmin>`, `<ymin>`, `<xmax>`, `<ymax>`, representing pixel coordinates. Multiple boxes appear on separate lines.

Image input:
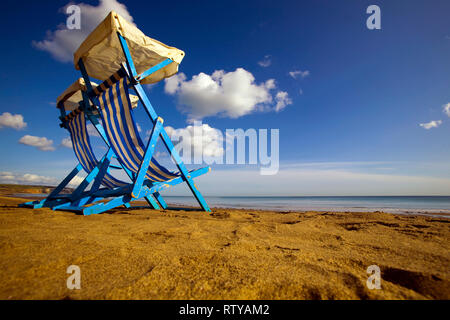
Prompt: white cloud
<box><xmin>68</xmin><ymin>175</ymin><xmax>85</xmax><ymax>188</ymax></box>
<box><xmin>61</xmin><ymin>137</ymin><xmax>73</xmax><ymax>148</ymax></box>
<box><xmin>165</xmin><ymin>68</ymin><xmax>292</xmax><ymax>120</ymax></box>
<box><xmin>289</xmin><ymin>70</ymin><xmax>310</xmax><ymax>79</ymax></box>
<box><xmin>274</xmin><ymin>91</ymin><xmax>292</xmax><ymax>112</ymax></box>
<box><xmin>19</xmin><ymin>135</ymin><xmax>55</xmax><ymax>151</ymax></box>
<box><xmin>419</xmin><ymin>120</ymin><xmax>442</xmax><ymax>130</ymax></box>
<box><xmin>166</xmin><ymin>123</ymin><xmax>224</xmax><ymax>159</ymax></box>
<box><xmin>153</xmin><ymin>151</ymin><xmax>166</xmax><ymax>158</ymax></box>
<box><xmin>136</xmin><ymin>122</ymin><xmax>142</xmax><ymax>133</ymax></box>
<box><xmin>32</xmin><ymin>0</ymin><xmax>134</xmax><ymax>62</ymax></box>
<box><xmin>0</xmin><ymin>171</ymin><xmax>57</xmax><ymax>185</ymax></box>
<box><xmin>299</xmin><ymin>88</ymin><xmax>303</xmax><ymax>95</ymax></box>
<box><xmin>0</xmin><ymin>172</ymin><xmax>15</xmax><ymax>181</ymax></box>
<box><xmin>257</xmin><ymin>55</ymin><xmax>271</xmax><ymax>67</ymax></box>
<box><xmin>21</xmin><ymin>174</ymin><xmax>56</xmax><ymax>184</ymax></box>
<box><xmin>443</xmin><ymin>103</ymin><xmax>450</xmax><ymax>117</ymax></box>
<box><xmin>0</xmin><ymin>112</ymin><xmax>27</xmax><ymax>130</ymax></box>
<box><xmin>164</xmin><ymin>73</ymin><xmax>186</xmax><ymax>95</ymax></box>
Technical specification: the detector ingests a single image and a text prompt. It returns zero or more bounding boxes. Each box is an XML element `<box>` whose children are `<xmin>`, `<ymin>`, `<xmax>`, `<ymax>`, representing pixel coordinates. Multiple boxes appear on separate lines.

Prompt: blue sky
<box><xmin>0</xmin><ymin>0</ymin><xmax>449</xmax><ymax>196</ymax></box>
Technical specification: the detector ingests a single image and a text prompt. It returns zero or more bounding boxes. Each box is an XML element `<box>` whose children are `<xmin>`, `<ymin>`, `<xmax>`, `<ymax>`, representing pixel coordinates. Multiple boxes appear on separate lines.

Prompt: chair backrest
<box><xmin>95</xmin><ymin>76</ymin><xmax>179</xmax><ymax>182</ymax></box>
<box><xmin>65</xmin><ymin>110</ymin><xmax>127</xmax><ymax>189</ymax></box>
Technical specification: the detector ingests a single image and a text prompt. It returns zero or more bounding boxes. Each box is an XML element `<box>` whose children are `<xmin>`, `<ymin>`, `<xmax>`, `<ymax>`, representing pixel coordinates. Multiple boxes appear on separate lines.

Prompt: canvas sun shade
<box><xmin>56</xmin><ymin>78</ymin><xmax>139</xmax><ymax>112</ymax></box>
<box><xmin>73</xmin><ymin>11</ymin><xmax>185</xmax><ymax>84</ymax></box>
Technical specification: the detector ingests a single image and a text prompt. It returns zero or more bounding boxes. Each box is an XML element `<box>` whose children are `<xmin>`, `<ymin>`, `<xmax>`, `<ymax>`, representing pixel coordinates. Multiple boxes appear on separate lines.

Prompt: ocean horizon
<box><xmin>162</xmin><ymin>195</ymin><xmax>450</xmax><ymax>217</ymax></box>
<box><xmin>15</xmin><ymin>194</ymin><xmax>450</xmax><ymax>217</ymax></box>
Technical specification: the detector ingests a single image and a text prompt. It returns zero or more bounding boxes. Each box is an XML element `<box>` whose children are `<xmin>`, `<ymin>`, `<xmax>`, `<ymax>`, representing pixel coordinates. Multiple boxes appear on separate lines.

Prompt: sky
<box><xmin>0</xmin><ymin>0</ymin><xmax>449</xmax><ymax>196</ymax></box>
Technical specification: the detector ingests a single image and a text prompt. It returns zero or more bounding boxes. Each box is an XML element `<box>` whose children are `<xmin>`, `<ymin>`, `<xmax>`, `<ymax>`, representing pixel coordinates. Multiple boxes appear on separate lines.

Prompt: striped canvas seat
<box><xmin>96</xmin><ymin>77</ymin><xmax>179</xmax><ymax>182</ymax></box>
<box><xmin>66</xmin><ymin>110</ymin><xmax>128</xmax><ymax>189</ymax></box>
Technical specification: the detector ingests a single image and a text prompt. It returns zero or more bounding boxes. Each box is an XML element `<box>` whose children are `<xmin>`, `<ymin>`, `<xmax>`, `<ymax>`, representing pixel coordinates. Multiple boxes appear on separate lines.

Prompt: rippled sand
<box><xmin>0</xmin><ymin>195</ymin><xmax>448</xmax><ymax>300</ymax></box>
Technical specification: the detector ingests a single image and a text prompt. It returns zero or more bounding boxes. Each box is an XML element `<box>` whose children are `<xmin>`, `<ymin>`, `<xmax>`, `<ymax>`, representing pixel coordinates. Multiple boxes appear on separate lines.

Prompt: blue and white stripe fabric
<box><xmin>97</xmin><ymin>77</ymin><xmax>179</xmax><ymax>182</ymax></box>
<box><xmin>66</xmin><ymin>111</ymin><xmax>128</xmax><ymax>189</ymax></box>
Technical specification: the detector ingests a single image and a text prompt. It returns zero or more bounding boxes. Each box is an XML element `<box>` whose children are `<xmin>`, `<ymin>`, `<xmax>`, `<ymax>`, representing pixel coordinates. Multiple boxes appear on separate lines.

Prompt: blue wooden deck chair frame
<box><xmin>73</xmin><ymin>37</ymin><xmax>211</xmax><ymax>214</ymax></box>
<box><xmin>74</xmin><ymin>58</ymin><xmax>211</xmax><ymax>214</ymax></box>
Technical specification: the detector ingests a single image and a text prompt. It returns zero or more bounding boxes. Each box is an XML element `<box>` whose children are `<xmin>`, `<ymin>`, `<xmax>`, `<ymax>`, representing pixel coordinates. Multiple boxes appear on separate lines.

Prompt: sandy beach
<box><xmin>0</xmin><ymin>191</ymin><xmax>448</xmax><ymax>300</ymax></box>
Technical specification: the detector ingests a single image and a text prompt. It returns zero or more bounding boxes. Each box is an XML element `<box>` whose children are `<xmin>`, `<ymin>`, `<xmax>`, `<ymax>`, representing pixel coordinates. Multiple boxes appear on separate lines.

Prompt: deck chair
<box><xmin>66</xmin><ymin>11</ymin><xmax>211</xmax><ymax>215</ymax></box>
<box><xmin>21</xmin><ymin>109</ymin><xmax>127</xmax><ymax>209</ymax></box>
<box><xmin>22</xmin><ymin>79</ymin><xmax>164</xmax><ymax>210</ymax></box>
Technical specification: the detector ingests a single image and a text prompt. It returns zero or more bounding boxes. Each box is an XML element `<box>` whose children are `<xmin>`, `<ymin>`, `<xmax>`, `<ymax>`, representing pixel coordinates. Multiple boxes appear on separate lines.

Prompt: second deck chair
<box><xmin>22</xmin><ymin>109</ymin><xmax>127</xmax><ymax>209</ymax></box>
<box><xmin>22</xmin><ymin>79</ymin><xmax>163</xmax><ymax>210</ymax></box>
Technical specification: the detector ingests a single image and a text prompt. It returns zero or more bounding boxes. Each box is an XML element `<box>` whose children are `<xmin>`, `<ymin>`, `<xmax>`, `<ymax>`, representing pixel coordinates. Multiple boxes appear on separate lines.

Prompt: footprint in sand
<box><xmin>210</xmin><ymin>212</ymin><xmax>230</xmax><ymax>219</ymax></box>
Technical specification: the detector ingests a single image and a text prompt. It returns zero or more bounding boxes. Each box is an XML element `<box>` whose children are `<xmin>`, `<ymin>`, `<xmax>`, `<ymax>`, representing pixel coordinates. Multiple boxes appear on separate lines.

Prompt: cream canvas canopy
<box><xmin>74</xmin><ymin>11</ymin><xmax>185</xmax><ymax>84</ymax></box>
<box><xmin>56</xmin><ymin>78</ymin><xmax>139</xmax><ymax>112</ymax></box>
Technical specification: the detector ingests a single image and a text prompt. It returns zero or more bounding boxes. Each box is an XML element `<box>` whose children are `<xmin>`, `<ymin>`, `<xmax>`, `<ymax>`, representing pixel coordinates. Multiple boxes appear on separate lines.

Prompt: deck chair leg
<box><xmin>153</xmin><ymin>192</ymin><xmax>167</xmax><ymax>209</ymax></box>
<box><xmin>89</xmin><ymin>148</ymin><xmax>114</xmax><ymax>194</ymax></box>
<box><xmin>83</xmin><ymin>194</ymin><xmax>132</xmax><ymax>216</ymax></box>
<box><xmin>71</xmin><ymin>170</ymin><xmax>113</xmax><ymax>208</ymax></box>
<box><xmin>183</xmin><ymin>177</ymin><xmax>210</xmax><ymax>211</ymax></box>
<box><xmin>131</xmin><ymin>118</ymin><xmax>163</xmax><ymax>198</ymax></box>
<box><xmin>144</xmin><ymin>195</ymin><xmax>160</xmax><ymax>209</ymax></box>
<box><xmin>73</xmin><ymin>147</ymin><xmax>121</xmax><ymax>208</ymax></box>
<box><xmin>159</xmin><ymin>130</ymin><xmax>211</xmax><ymax>212</ymax></box>
<box><xmin>70</xmin><ymin>168</ymin><xmax>98</xmax><ymax>201</ymax></box>
<box><xmin>70</xmin><ymin>149</ymin><xmax>116</xmax><ymax>203</ymax></box>
<box><xmin>50</xmin><ymin>164</ymin><xmax>83</xmax><ymax>199</ymax></box>
<box><xmin>21</xmin><ymin>164</ymin><xmax>83</xmax><ymax>209</ymax></box>
<box><xmin>131</xmin><ymin>82</ymin><xmax>211</xmax><ymax>212</ymax></box>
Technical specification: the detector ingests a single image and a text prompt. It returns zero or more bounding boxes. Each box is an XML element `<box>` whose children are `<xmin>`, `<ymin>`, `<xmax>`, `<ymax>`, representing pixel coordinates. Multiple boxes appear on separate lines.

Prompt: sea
<box><xmin>16</xmin><ymin>194</ymin><xmax>450</xmax><ymax>218</ymax></box>
<box><xmin>163</xmin><ymin>196</ymin><xmax>450</xmax><ymax>217</ymax></box>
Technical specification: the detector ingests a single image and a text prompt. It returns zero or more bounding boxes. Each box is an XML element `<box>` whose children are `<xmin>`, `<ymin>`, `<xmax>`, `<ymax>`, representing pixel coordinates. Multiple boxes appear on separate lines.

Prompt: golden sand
<box><xmin>0</xmin><ymin>195</ymin><xmax>448</xmax><ymax>300</ymax></box>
